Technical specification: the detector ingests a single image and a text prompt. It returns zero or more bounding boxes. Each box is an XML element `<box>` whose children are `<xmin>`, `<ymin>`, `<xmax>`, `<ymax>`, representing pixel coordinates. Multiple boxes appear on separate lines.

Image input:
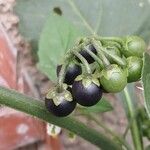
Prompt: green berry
<box><xmin>100</xmin><ymin>64</ymin><xmax>127</xmax><ymax>93</ymax></box>
<box><xmin>127</xmin><ymin>56</ymin><xmax>143</xmax><ymax>83</ymax></box>
<box><xmin>123</xmin><ymin>36</ymin><xmax>146</xmax><ymax>57</ymax></box>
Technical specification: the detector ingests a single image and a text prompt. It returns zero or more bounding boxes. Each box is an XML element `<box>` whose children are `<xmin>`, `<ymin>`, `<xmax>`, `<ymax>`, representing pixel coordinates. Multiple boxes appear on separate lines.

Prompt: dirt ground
<box><xmin>0</xmin><ymin>0</ymin><xmax>135</xmax><ymax>149</ymax></box>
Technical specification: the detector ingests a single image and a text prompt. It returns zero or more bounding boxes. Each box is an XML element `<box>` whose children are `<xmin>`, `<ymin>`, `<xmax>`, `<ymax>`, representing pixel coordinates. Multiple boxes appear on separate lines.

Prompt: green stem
<box><xmin>87</xmin><ymin>114</ymin><xmax>131</xmax><ymax>150</ymax></box>
<box><xmin>123</xmin><ymin>87</ymin><xmax>143</xmax><ymax>150</ymax></box>
<box><xmin>99</xmin><ymin>37</ymin><xmax>124</xmax><ymax>46</ymax></box>
<box><xmin>100</xmin><ymin>46</ymin><xmax>127</xmax><ymax>67</ymax></box>
<box><xmin>0</xmin><ymin>86</ymin><xmax>120</xmax><ymax>150</ymax></box>
<box><xmin>123</xmin><ymin>109</ymin><xmax>140</xmax><ymax>138</ymax></box>
<box><xmin>72</xmin><ymin>50</ymin><xmax>91</xmax><ymax>74</ymax></box>
<box><xmin>84</xmin><ymin>46</ymin><xmax>104</xmax><ymax>69</ymax></box>
<box><xmin>57</xmin><ymin>63</ymin><xmax>68</xmax><ymax>91</ymax></box>
<box><xmin>92</xmin><ymin>40</ymin><xmax>110</xmax><ymax>67</ymax></box>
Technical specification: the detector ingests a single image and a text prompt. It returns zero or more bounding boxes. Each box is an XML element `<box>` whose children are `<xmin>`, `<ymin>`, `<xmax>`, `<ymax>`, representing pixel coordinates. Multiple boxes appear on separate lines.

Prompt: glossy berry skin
<box><xmin>123</xmin><ymin>36</ymin><xmax>146</xmax><ymax>57</ymax></box>
<box><xmin>127</xmin><ymin>56</ymin><xmax>143</xmax><ymax>83</ymax></box>
<box><xmin>57</xmin><ymin>63</ymin><xmax>82</xmax><ymax>85</ymax></box>
<box><xmin>100</xmin><ymin>64</ymin><xmax>127</xmax><ymax>93</ymax></box>
<box><xmin>45</xmin><ymin>88</ymin><xmax>76</xmax><ymax>117</ymax></box>
<box><xmin>72</xmin><ymin>80</ymin><xmax>102</xmax><ymax>107</ymax></box>
<box><xmin>77</xmin><ymin>44</ymin><xmax>97</xmax><ymax>64</ymax></box>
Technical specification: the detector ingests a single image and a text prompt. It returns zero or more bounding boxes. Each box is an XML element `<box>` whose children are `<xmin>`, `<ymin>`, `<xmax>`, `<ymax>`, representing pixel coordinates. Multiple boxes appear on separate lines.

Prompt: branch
<box><xmin>0</xmin><ymin>86</ymin><xmax>120</xmax><ymax>150</ymax></box>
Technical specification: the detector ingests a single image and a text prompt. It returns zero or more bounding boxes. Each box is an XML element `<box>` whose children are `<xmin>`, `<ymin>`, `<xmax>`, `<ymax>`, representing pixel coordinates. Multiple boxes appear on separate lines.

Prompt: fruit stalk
<box><xmin>83</xmin><ymin>46</ymin><xmax>104</xmax><ymax>69</ymax></box>
<box><xmin>123</xmin><ymin>87</ymin><xmax>143</xmax><ymax>150</ymax></box>
<box><xmin>92</xmin><ymin>40</ymin><xmax>110</xmax><ymax>67</ymax></box>
<box><xmin>72</xmin><ymin>50</ymin><xmax>91</xmax><ymax>74</ymax></box>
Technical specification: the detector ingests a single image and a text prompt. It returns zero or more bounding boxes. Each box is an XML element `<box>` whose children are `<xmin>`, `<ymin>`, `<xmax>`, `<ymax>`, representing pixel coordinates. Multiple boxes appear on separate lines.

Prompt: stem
<box><xmin>57</xmin><ymin>63</ymin><xmax>68</xmax><ymax>91</ymax></box>
<box><xmin>99</xmin><ymin>37</ymin><xmax>124</xmax><ymax>46</ymax></box>
<box><xmin>123</xmin><ymin>109</ymin><xmax>140</xmax><ymax>138</ymax></box>
<box><xmin>92</xmin><ymin>40</ymin><xmax>110</xmax><ymax>67</ymax></box>
<box><xmin>84</xmin><ymin>46</ymin><xmax>104</xmax><ymax>69</ymax></box>
<box><xmin>88</xmin><ymin>114</ymin><xmax>131</xmax><ymax>150</ymax></box>
<box><xmin>72</xmin><ymin>50</ymin><xmax>91</xmax><ymax>74</ymax></box>
<box><xmin>100</xmin><ymin>46</ymin><xmax>127</xmax><ymax>67</ymax></box>
<box><xmin>0</xmin><ymin>86</ymin><xmax>120</xmax><ymax>150</ymax></box>
<box><xmin>123</xmin><ymin>87</ymin><xmax>143</xmax><ymax>150</ymax></box>
<box><xmin>99</xmin><ymin>39</ymin><xmax>122</xmax><ymax>51</ymax></box>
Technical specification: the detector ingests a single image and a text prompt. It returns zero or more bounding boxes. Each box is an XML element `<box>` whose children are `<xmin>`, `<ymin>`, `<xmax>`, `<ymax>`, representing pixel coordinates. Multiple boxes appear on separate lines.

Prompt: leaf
<box><xmin>142</xmin><ymin>52</ymin><xmax>150</xmax><ymax>118</ymax></box>
<box><xmin>15</xmin><ymin>0</ymin><xmax>150</xmax><ymax>45</ymax></box>
<box><xmin>37</xmin><ymin>13</ymin><xmax>84</xmax><ymax>81</ymax></box>
<box><xmin>15</xmin><ymin>0</ymin><xmax>150</xmax><ymax>80</ymax></box>
<box><xmin>80</xmin><ymin>97</ymin><xmax>113</xmax><ymax>114</ymax></box>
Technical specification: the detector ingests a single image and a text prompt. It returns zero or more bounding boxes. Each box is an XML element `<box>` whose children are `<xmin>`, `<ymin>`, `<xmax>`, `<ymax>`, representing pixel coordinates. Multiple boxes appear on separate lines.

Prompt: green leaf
<box><xmin>80</xmin><ymin>98</ymin><xmax>113</xmax><ymax>114</ymax></box>
<box><xmin>15</xmin><ymin>0</ymin><xmax>150</xmax><ymax>44</ymax></box>
<box><xmin>15</xmin><ymin>0</ymin><xmax>150</xmax><ymax>80</ymax></box>
<box><xmin>37</xmin><ymin>13</ymin><xmax>83</xmax><ymax>81</ymax></box>
<box><xmin>142</xmin><ymin>52</ymin><xmax>150</xmax><ymax>118</ymax></box>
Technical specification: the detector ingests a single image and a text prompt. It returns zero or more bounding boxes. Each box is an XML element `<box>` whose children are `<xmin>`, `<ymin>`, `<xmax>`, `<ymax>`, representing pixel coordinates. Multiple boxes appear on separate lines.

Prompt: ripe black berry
<box><xmin>72</xmin><ymin>76</ymin><xmax>102</xmax><ymax>107</ymax></box>
<box><xmin>57</xmin><ymin>63</ymin><xmax>82</xmax><ymax>85</ymax></box>
<box><xmin>78</xmin><ymin>44</ymin><xmax>97</xmax><ymax>64</ymax></box>
<box><xmin>45</xmin><ymin>87</ymin><xmax>76</xmax><ymax>117</ymax></box>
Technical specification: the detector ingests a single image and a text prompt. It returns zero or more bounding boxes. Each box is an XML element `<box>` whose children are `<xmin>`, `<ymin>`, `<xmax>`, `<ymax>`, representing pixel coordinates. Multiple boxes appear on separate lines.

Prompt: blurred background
<box><xmin>0</xmin><ymin>0</ymin><xmax>150</xmax><ymax>150</ymax></box>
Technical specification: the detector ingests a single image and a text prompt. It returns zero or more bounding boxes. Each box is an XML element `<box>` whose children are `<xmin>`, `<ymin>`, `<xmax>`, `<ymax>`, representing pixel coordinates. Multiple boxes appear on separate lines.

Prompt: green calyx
<box><xmin>46</xmin><ymin>84</ymin><xmax>73</xmax><ymax>106</ymax></box>
<box><xmin>100</xmin><ymin>64</ymin><xmax>127</xmax><ymax>93</ymax></box>
<box><xmin>75</xmin><ymin>74</ymin><xmax>100</xmax><ymax>88</ymax></box>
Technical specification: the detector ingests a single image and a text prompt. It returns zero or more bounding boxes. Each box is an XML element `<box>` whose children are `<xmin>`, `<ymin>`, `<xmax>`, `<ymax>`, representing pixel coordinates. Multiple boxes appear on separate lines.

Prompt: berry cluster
<box><xmin>45</xmin><ymin>36</ymin><xmax>146</xmax><ymax>117</ymax></box>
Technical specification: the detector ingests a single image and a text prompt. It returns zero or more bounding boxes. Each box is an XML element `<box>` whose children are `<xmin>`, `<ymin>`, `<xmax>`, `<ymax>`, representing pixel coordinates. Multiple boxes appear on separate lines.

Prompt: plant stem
<box><xmin>57</xmin><ymin>63</ymin><xmax>68</xmax><ymax>91</ymax></box>
<box><xmin>100</xmin><ymin>46</ymin><xmax>127</xmax><ymax>68</ymax></box>
<box><xmin>123</xmin><ymin>87</ymin><xmax>143</xmax><ymax>150</ymax></box>
<box><xmin>0</xmin><ymin>86</ymin><xmax>120</xmax><ymax>150</ymax></box>
<box><xmin>83</xmin><ymin>46</ymin><xmax>104</xmax><ymax>69</ymax></box>
<box><xmin>92</xmin><ymin>40</ymin><xmax>110</xmax><ymax>67</ymax></box>
<box><xmin>99</xmin><ymin>37</ymin><xmax>124</xmax><ymax>46</ymax></box>
<box><xmin>72</xmin><ymin>50</ymin><xmax>91</xmax><ymax>74</ymax></box>
<box><xmin>88</xmin><ymin>114</ymin><xmax>131</xmax><ymax>150</ymax></box>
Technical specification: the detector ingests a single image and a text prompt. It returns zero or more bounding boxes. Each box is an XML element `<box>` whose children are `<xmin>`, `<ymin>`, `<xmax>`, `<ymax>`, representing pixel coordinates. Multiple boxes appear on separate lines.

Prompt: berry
<box><xmin>77</xmin><ymin>44</ymin><xmax>97</xmax><ymax>64</ymax></box>
<box><xmin>123</xmin><ymin>36</ymin><xmax>146</xmax><ymax>57</ymax></box>
<box><xmin>72</xmin><ymin>75</ymin><xmax>102</xmax><ymax>106</ymax></box>
<box><xmin>126</xmin><ymin>56</ymin><xmax>143</xmax><ymax>83</ymax></box>
<box><xmin>100</xmin><ymin>64</ymin><xmax>127</xmax><ymax>93</ymax></box>
<box><xmin>57</xmin><ymin>62</ymin><xmax>82</xmax><ymax>85</ymax></box>
<box><xmin>45</xmin><ymin>86</ymin><xmax>76</xmax><ymax>117</ymax></box>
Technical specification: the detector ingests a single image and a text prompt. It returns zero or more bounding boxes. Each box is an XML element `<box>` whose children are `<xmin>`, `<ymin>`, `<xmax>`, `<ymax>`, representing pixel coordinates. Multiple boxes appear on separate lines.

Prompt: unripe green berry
<box><xmin>123</xmin><ymin>36</ymin><xmax>146</xmax><ymax>57</ymax></box>
<box><xmin>127</xmin><ymin>56</ymin><xmax>143</xmax><ymax>83</ymax></box>
<box><xmin>100</xmin><ymin>64</ymin><xmax>127</xmax><ymax>93</ymax></box>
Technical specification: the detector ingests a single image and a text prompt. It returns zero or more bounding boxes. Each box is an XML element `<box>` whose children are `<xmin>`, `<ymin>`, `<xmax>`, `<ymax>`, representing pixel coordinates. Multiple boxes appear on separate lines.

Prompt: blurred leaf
<box><xmin>79</xmin><ymin>98</ymin><xmax>113</xmax><ymax>114</ymax></box>
<box><xmin>15</xmin><ymin>0</ymin><xmax>150</xmax><ymax>45</ymax></box>
<box><xmin>37</xmin><ymin>13</ymin><xmax>83</xmax><ymax>81</ymax></box>
<box><xmin>15</xmin><ymin>0</ymin><xmax>150</xmax><ymax>80</ymax></box>
<box><xmin>142</xmin><ymin>53</ymin><xmax>150</xmax><ymax>118</ymax></box>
